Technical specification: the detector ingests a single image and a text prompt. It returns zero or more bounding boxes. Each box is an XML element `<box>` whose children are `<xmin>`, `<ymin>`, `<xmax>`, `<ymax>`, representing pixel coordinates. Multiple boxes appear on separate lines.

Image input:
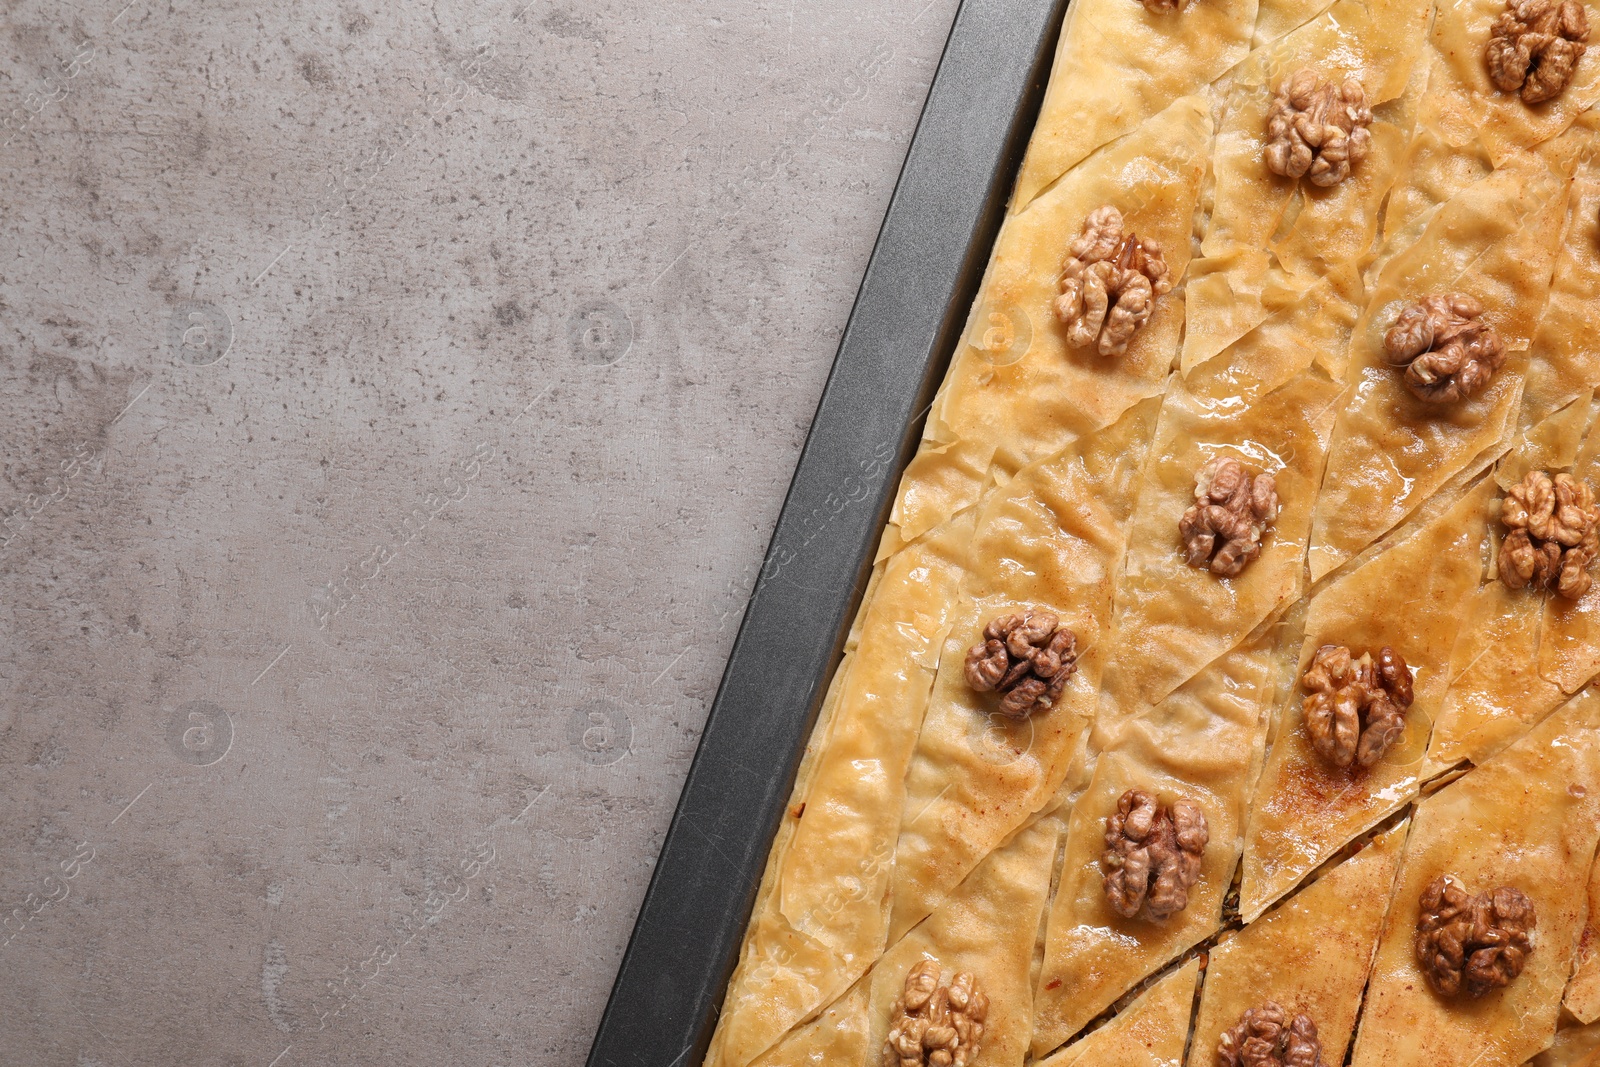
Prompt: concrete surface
<box><xmin>0</xmin><ymin>1</ymin><xmax>960</xmax><ymax>1063</ymax></box>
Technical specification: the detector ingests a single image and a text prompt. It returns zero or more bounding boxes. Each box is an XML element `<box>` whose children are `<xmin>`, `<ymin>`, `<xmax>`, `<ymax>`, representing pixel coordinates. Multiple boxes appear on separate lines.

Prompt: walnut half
<box><xmin>1179</xmin><ymin>456</ymin><xmax>1279</xmax><ymax>577</ymax></box>
<box><xmin>1415</xmin><ymin>875</ymin><xmax>1536</xmax><ymax>998</ymax></box>
<box><xmin>1054</xmin><ymin>205</ymin><xmax>1173</xmax><ymax>357</ymax></box>
<box><xmin>1102</xmin><ymin>788</ymin><xmax>1209</xmax><ymax>921</ymax></box>
<box><xmin>1218</xmin><ymin>1003</ymin><xmax>1326</xmax><ymax>1067</ymax></box>
<box><xmin>963</xmin><ymin>610</ymin><xmax>1079</xmax><ymax>719</ymax></box>
<box><xmin>1301</xmin><ymin>644</ymin><xmax>1415</xmax><ymax>770</ymax></box>
<box><xmin>1486</xmin><ymin>0</ymin><xmax>1589</xmax><ymax>104</ymax></box>
<box><xmin>1383</xmin><ymin>294</ymin><xmax>1507</xmax><ymax>404</ymax></box>
<box><xmin>1500</xmin><ymin>470</ymin><xmax>1600</xmax><ymax>599</ymax></box>
<box><xmin>882</xmin><ymin>959</ymin><xmax>988</xmax><ymax>1067</ymax></box>
<box><xmin>1264</xmin><ymin>69</ymin><xmax>1374</xmax><ymax>187</ymax></box>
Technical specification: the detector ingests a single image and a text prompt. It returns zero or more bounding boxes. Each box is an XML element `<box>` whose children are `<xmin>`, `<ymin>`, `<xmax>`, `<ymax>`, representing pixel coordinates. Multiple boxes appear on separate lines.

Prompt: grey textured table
<box><xmin>0</xmin><ymin>1</ymin><xmax>960</xmax><ymax>1063</ymax></box>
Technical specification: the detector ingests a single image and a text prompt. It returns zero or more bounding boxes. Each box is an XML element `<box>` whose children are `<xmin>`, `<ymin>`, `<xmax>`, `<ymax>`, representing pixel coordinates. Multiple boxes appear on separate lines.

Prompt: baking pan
<box><xmin>584</xmin><ymin>1</ymin><xmax>1069</xmax><ymax>1064</ymax></box>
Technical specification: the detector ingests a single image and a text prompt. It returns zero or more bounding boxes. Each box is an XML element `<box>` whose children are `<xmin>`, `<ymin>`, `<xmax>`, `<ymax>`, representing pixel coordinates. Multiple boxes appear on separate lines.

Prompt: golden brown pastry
<box><xmin>1187</xmin><ymin>822</ymin><xmax>1407</xmax><ymax>1067</ymax></box>
<box><xmin>1350</xmin><ymin>689</ymin><xmax>1600</xmax><ymax>1067</ymax></box>
<box><xmin>712</xmin><ymin>7</ymin><xmax>1600</xmax><ymax>1066</ymax></box>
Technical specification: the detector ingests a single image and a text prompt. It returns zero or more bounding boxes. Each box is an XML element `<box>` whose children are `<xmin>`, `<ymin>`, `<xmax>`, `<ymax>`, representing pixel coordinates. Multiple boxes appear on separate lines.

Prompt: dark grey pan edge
<box><xmin>584</xmin><ymin>1</ymin><xmax>1068</xmax><ymax>1064</ymax></box>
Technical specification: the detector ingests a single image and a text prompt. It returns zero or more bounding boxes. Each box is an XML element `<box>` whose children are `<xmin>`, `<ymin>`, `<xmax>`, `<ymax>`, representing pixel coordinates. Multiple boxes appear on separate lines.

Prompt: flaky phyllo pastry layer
<box><xmin>703</xmin><ymin>0</ymin><xmax>1600</xmax><ymax>1062</ymax></box>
